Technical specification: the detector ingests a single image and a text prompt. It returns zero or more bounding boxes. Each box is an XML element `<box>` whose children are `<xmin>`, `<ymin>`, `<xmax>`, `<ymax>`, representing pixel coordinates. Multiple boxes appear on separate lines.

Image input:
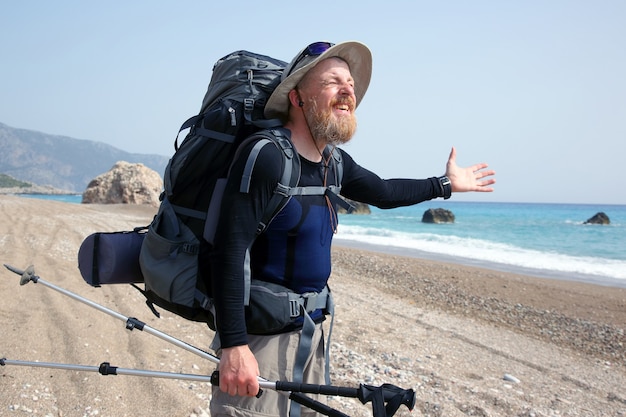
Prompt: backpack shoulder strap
<box><xmin>202</xmin><ymin>128</ymin><xmax>297</xmax><ymax>244</ymax></box>
<box><xmin>236</xmin><ymin>128</ymin><xmax>297</xmax><ymax>192</ymax></box>
<box><xmin>327</xmin><ymin>146</ymin><xmax>354</xmax><ymax>212</ymax></box>
<box><xmin>330</xmin><ymin>146</ymin><xmax>344</xmax><ymax>185</ymax></box>
<box><xmin>246</xmin><ymin>128</ymin><xmax>300</xmax><ymax>235</ymax></box>
<box><xmin>239</xmin><ymin>131</ymin><xmax>353</xmax><ymax>234</ymax></box>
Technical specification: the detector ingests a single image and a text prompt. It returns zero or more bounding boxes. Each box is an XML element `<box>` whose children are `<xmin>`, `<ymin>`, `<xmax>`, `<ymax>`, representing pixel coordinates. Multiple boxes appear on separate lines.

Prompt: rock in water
<box><xmin>583</xmin><ymin>212</ymin><xmax>610</xmax><ymax>225</ymax></box>
<box><xmin>422</xmin><ymin>208</ymin><xmax>455</xmax><ymax>224</ymax></box>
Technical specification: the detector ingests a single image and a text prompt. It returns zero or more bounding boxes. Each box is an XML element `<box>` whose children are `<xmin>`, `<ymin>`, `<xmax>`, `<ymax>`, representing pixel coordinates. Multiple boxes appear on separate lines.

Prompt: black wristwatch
<box><xmin>437</xmin><ymin>176</ymin><xmax>452</xmax><ymax>199</ymax></box>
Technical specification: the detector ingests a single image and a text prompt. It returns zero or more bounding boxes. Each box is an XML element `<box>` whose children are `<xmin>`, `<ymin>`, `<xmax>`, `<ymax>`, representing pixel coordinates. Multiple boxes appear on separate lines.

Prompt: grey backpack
<box><xmin>78</xmin><ymin>50</ymin><xmax>351</xmax><ymax>394</ymax></box>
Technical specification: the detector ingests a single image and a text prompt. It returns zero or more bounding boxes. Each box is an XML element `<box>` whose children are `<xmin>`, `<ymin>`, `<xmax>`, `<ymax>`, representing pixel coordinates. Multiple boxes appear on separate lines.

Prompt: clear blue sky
<box><xmin>2</xmin><ymin>1</ymin><xmax>625</xmax><ymax>204</ymax></box>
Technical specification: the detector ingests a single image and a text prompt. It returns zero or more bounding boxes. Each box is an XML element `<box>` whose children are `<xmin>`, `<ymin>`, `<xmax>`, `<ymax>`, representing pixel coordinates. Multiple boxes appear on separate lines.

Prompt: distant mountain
<box><xmin>0</xmin><ymin>122</ymin><xmax>170</xmax><ymax>193</ymax></box>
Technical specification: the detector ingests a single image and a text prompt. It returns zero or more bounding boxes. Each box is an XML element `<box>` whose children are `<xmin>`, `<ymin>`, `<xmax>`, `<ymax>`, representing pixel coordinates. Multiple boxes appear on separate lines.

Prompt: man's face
<box><xmin>299</xmin><ymin>58</ymin><xmax>358</xmax><ymax>146</ymax></box>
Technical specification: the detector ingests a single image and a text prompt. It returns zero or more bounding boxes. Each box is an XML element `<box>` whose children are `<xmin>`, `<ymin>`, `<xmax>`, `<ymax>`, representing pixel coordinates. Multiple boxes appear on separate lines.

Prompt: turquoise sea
<box><xmin>335</xmin><ymin>200</ymin><xmax>626</xmax><ymax>288</ymax></box>
<box><xmin>19</xmin><ymin>193</ymin><xmax>83</xmax><ymax>204</ymax></box>
<box><xmin>18</xmin><ymin>194</ymin><xmax>626</xmax><ymax>288</ymax></box>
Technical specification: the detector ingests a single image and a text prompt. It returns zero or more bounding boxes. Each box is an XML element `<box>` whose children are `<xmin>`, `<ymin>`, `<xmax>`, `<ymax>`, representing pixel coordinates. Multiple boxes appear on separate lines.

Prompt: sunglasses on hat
<box><xmin>284</xmin><ymin>41</ymin><xmax>335</xmax><ymax>78</ymax></box>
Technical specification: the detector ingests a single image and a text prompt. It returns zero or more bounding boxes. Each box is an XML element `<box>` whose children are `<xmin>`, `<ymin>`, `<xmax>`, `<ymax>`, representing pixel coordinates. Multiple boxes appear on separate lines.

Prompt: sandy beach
<box><xmin>0</xmin><ymin>195</ymin><xmax>624</xmax><ymax>417</ymax></box>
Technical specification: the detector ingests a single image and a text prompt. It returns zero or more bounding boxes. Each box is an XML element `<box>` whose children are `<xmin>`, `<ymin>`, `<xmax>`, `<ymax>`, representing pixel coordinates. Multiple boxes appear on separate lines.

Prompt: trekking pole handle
<box><xmin>210</xmin><ymin>371</ymin><xmax>263</xmax><ymax>398</ymax></box>
<box><xmin>275</xmin><ymin>381</ymin><xmax>358</xmax><ymax>398</ymax></box>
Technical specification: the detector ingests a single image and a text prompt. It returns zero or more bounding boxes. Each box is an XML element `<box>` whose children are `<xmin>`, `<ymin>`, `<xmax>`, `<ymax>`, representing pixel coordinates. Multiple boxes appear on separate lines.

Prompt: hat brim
<box><xmin>264</xmin><ymin>41</ymin><xmax>372</xmax><ymax>119</ymax></box>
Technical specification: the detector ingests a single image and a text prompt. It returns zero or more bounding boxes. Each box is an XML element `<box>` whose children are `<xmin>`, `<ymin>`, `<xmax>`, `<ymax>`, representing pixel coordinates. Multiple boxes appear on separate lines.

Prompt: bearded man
<box><xmin>208</xmin><ymin>41</ymin><xmax>496</xmax><ymax>417</ymax></box>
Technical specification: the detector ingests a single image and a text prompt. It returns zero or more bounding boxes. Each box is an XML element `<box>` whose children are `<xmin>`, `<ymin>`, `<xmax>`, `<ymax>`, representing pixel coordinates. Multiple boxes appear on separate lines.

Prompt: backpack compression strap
<box><xmin>174</xmin><ymin>110</ymin><xmax>284</xmax><ymax>151</ymax></box>
<box><xmin>175</xmin><ymin>114</ymin><xmax>236</xmax><ymax>151</ymax></box>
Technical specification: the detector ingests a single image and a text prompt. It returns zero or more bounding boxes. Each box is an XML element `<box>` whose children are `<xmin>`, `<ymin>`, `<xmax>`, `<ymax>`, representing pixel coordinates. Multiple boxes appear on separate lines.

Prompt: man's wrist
<box><xmin>437</xmin><ymin>176</ymin><xmax>452</xmax><ymax>199</ymax></box>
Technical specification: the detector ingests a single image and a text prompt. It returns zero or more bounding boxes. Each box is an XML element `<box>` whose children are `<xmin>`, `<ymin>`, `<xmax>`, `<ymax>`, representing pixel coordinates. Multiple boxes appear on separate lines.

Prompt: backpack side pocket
<box><xmin>139</xmin><ymin>199</ymin><xmax>200</xmax><ymax>307</ymax></box>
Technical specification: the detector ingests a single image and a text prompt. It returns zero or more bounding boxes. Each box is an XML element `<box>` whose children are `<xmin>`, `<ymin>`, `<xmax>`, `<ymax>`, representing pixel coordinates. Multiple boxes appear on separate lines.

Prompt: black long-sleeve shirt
<box><xmin>209</xmin><ymin>130</ymin><xmax>442</xmax><ymax>348</ymax></box>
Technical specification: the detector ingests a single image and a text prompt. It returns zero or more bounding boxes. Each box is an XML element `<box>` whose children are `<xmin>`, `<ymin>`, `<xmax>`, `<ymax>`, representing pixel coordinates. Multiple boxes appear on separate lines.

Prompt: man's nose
<box><xmin>338</xmin><ymin>82</ymin><xmax>355</xmax><ymax>96</ymax></box>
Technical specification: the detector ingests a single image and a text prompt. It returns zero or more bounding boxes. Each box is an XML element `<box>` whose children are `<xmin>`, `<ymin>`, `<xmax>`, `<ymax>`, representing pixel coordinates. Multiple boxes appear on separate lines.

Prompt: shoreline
<box><xmin>334</xmin><ymin>237</ymin><xmax>626</xmax><ymax>289</ymax></box>
<box><xmin>0</xmin><ymin>186</ymin><xmax>77</xmax><ymax>195</ymax></box>
<box><xmin>330</xmin><ymin>243</ymin><xmax>626</xmax><ymax>368</ymax></box>
<box><xmin>7</xmin><ymin>193</ymin><xmax>625</xmax><ymax>288</ymax></box>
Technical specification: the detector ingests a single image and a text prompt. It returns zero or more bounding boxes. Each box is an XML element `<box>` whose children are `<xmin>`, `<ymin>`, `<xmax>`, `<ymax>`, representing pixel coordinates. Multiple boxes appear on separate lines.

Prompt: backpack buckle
<box><xmin>304</xmin><ymin>293</ymin><xmax>317</xmax><ymax>312</ymax></box>
<box><xmin>181</xmin><ymin>243</ymin><xmax>199</xmax><ymax>255</ymax></box>
<box><xmin>289</xmin><ymin>299</ymin><xmax>301</xmax><ymax>318</ymax></box>
<box><xmin>243</xmin><ymin>98</ymin><xmax>254</xmax><ymax>112</ymax></box>
<box><xmin>274</xmin><ymin>183</ymin><xmax>290</xmax><ymax>197</ymax></box>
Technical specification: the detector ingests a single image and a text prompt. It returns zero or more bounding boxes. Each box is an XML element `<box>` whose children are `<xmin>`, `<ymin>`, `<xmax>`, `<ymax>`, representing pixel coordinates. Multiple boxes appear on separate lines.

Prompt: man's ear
<box><xmin>288</xmin><ymin>89</ymin><xmax>302</xmax><ymax>108</ymax></box>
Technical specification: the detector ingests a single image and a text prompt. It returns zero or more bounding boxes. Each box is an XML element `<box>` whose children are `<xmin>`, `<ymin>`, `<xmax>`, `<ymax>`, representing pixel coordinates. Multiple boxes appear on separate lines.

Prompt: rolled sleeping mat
<box><xmin>78</xmin><ymin>229</ymin><xmax>146</xmax><ymax>286</ymax></box>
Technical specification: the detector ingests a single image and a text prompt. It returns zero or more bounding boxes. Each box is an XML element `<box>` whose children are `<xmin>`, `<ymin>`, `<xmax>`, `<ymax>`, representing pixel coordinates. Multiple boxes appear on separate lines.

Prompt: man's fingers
<box><xmin>248</xmin><ymin>384</ymin><xmax>260</xmax><ymax>397</ymax></box>
<box><xmin>222</xmin><ymin>382</ymin><xmax>259</xmax><ymax>397</ymax></box>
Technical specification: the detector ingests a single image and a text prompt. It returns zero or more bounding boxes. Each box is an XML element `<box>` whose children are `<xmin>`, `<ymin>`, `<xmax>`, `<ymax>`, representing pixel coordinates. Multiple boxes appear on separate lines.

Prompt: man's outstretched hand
<box><xmin>445</xmin><ymin>147</ymin><xmax>496</xmax><ymax>193</ymax></box>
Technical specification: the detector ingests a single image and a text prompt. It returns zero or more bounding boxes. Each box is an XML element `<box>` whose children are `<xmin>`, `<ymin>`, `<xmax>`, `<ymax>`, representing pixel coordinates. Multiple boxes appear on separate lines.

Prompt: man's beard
<box><xmin>305</xmin><ymin>98</ymin><xmax>357</xmax><ymax>147</ymax></box>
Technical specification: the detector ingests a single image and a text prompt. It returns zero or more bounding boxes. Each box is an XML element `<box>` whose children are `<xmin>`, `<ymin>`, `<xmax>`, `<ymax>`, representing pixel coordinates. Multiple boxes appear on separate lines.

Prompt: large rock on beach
<box><xmin>583</xmin><ymin>212</ymin><xmax>610</xmax><ymax>225</ymax></box>
<box><xmin>422</xmin><ymin>207</ymin><xmax>455</xmax><ymax>223</ymax></box>
<box><xmin>82</xmin><ymin>161</ymin><xmax>162</xmax><ymax>206</ymax></box>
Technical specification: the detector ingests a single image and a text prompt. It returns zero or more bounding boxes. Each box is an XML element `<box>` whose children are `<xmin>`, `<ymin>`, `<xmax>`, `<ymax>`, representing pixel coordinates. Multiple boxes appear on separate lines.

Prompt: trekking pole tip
<box><xmin>3</xmin><ymin>263</ymin><xmax>21</xmax><ymax>274</ymax></box>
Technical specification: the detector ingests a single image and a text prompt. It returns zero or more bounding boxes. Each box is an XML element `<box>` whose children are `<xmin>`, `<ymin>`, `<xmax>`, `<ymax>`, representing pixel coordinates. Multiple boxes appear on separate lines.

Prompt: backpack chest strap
<box><xmin>278</xmin><ymin>184</ymin><xmax>353</xmax><ymax>213</ymax></box>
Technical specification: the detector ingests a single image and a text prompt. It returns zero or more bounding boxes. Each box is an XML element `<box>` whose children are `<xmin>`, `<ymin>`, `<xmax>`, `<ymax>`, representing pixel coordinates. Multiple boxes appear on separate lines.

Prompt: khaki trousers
<box><xmin>210</xmin><ymin>323</ymin><xmax>326</xmax><ymax>417</ymax></box>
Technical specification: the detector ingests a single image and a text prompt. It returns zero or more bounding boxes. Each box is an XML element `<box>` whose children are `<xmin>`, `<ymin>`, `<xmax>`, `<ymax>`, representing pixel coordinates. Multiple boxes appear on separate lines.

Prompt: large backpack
<box><xmin>76</xmin><ymin>50</ymin><xmax>351</xmax><ymax>395</ymax></box>
<box><xmin>132</xmin><ymin>50</ymin><xmax>350</xmax><ymax>332</ymax></box>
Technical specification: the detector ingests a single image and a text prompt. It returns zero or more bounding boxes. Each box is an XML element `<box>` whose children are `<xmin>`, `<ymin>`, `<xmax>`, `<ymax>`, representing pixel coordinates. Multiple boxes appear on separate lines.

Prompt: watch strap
<box><xmin>437</xmin><ymin>176</ymin><xmax>452</xmax><ymax>199</ymax></box>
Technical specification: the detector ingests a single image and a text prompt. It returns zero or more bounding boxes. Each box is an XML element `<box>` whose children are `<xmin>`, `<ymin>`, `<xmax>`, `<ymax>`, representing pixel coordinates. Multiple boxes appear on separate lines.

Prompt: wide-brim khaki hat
<box><xmin>264</xmin><ymin>41</ymin><xmax>372</xmax><ymax>119</ymax></box>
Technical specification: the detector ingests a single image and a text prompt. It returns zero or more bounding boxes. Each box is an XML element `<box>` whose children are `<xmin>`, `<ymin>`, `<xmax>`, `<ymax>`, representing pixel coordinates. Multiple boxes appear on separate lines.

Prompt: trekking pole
<box><xmin>3</xmin><ymin>264</ymin><xmax>415</xmax><ymax>417</ymax></box>
<box><xmin>0</xmin><ymin>359</ymin><xmax>354</xmax><ymax>417</ymax></box>
<box><xmin>0</xmin><ymin>363</ymin><xmax>350</xmax><ymax>417</ymax></box>
<box><xmin>0</xmin><ymin>358</ymin><xmax>216</xmax><ymax>382</ymax></box>
<box><xmin>0</xmin><ymin>357</ymin><xmax>413</xmax><ymax>417</ymax></box>
<box><xmin>3</xmin><ymin>264</ymin><xmax>217</xmax><ymax>363</ymax></box>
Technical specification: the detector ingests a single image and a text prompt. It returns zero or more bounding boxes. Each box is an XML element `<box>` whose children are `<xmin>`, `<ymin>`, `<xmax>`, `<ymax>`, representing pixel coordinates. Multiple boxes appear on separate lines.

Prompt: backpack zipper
<box><xmin>228</xmin><ymin>107</ymin><xmax>236</xmax><ymax>126</ymax></box>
